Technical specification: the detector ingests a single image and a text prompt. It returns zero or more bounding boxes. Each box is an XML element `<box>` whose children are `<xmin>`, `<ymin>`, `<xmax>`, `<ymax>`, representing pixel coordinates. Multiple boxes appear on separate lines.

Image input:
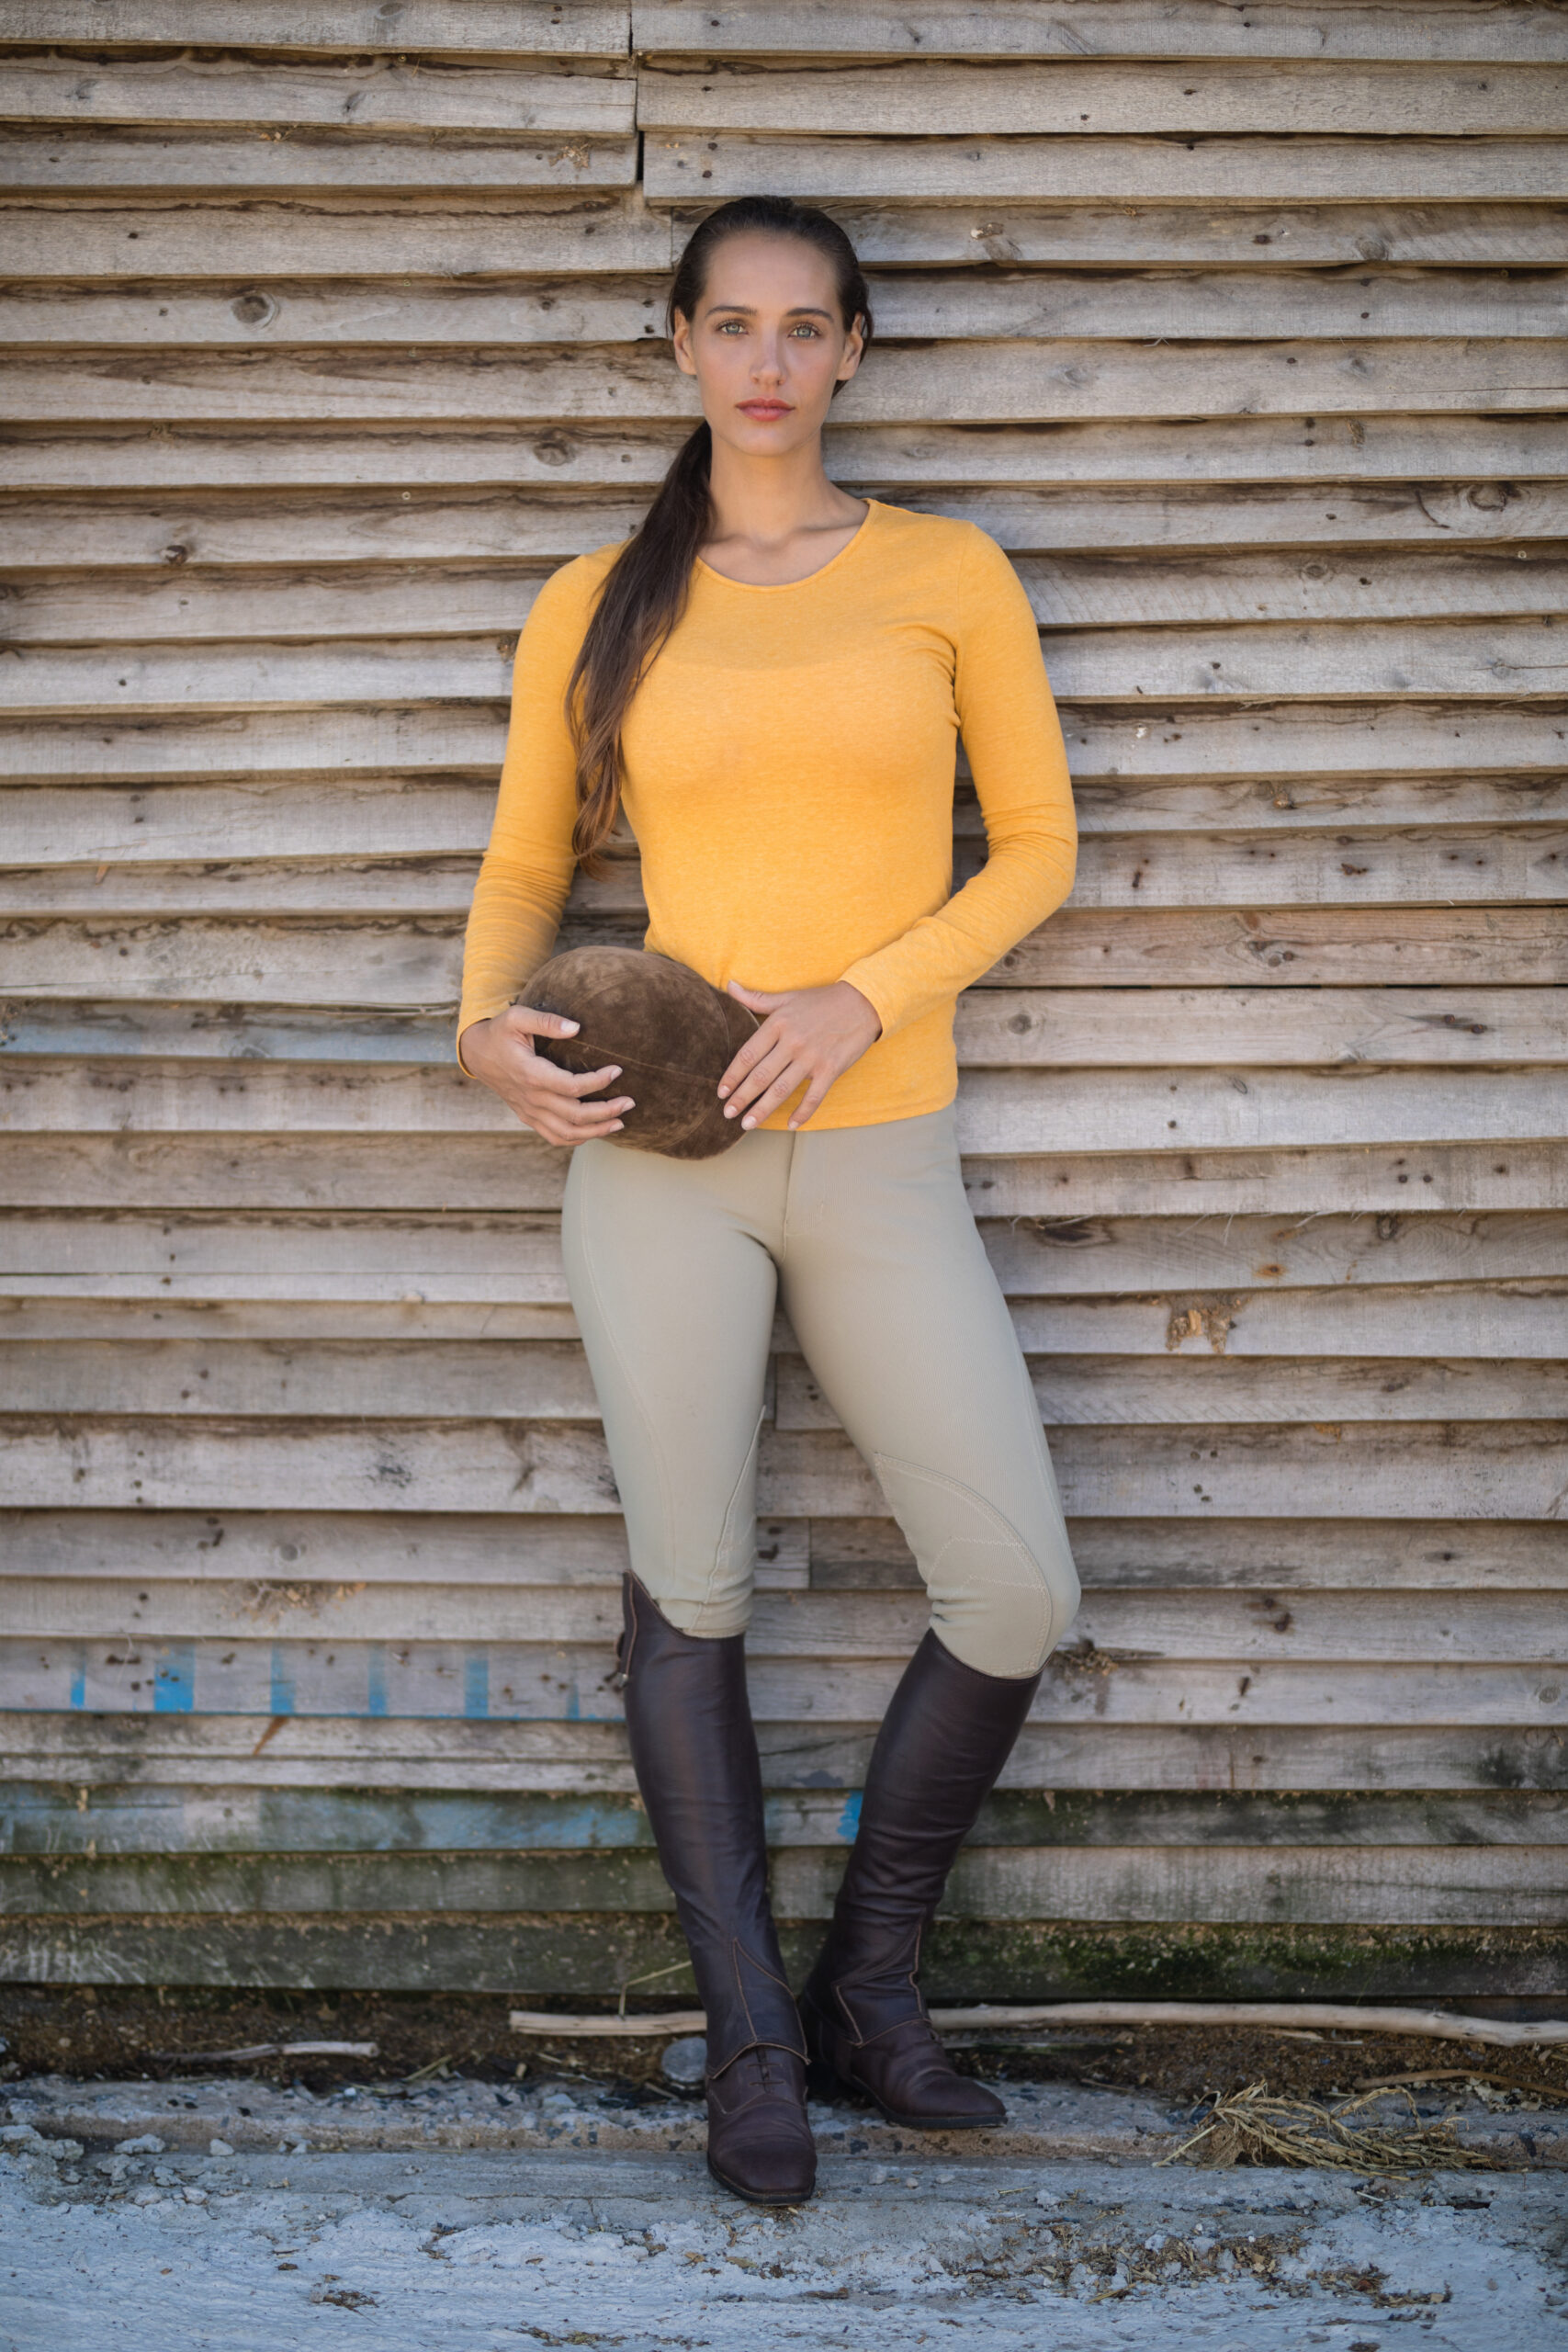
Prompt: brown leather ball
<box><xmin>521</xmin><ymin>945</ymin><xmax>761</xmax><ymax>1159</ymax></box>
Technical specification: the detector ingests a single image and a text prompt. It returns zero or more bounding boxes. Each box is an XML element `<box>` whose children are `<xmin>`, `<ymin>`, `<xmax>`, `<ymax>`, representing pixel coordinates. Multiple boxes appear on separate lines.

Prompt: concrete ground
<box><xmin>4</xmin><ymin>2071</ymin><xmax>1566</xmax><ymax>2350</ymax></box>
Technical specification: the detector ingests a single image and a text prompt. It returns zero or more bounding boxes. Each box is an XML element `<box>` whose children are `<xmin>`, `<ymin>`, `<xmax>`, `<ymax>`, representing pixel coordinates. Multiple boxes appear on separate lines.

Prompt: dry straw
<box><xmin>1157</xmin><ymin>2080</ymin><xmax>1521</xmax><ymax>2180</ymax></box>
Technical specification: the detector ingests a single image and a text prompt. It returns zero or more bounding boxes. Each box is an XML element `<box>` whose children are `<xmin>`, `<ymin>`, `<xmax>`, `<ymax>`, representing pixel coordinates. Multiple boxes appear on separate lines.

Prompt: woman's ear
<box><xmin>671</xmin><ymin>306</ymin><xmax>698</xmax><ymax>378</ymax></box>
<box><xmin>835</xmin><ymin>314</ymin><xmax>866</xmax><ymax>385</ymax></box>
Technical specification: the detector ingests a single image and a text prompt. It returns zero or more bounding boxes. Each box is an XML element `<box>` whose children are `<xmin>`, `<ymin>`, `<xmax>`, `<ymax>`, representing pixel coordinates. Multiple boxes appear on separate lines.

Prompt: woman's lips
<box><xmin>738</xmin><ymin>401</ymin><xmax>792</xmax><ymax>418</ymax></box>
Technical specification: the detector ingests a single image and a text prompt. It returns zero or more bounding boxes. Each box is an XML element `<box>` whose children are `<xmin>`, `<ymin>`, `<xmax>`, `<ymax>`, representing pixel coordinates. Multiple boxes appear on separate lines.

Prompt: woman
<box><xmin>457</xmin><ymin>197</ymin><xmax>1081</xmax><ymax>2207</ymax></box>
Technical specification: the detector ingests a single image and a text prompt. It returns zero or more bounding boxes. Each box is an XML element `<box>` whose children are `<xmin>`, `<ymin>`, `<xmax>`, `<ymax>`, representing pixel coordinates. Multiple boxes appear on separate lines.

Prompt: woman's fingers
<box><xmin>785</xmin><ymin>1072</ymin><xmax>836</xmax><ymax>1130</ymax></box>
<box><xmin>508</xmin><ymin>1002</ymin><xmax>581</xmax><ymax>1040</ymax></box>
<box><xmin>738</xmin><ymin>1067</ymin><xmax>811</xmax><ymax>1128</ymax></box>
<box><xmin>723</xmin><ymin>1034</ymin><xmax>794</xmax><ymax>1118</ymax></box>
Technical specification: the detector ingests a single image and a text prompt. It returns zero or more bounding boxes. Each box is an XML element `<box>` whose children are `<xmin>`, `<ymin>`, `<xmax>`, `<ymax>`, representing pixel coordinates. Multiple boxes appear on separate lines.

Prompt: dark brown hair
<box><xmin>564</xmin><ymin>196</ymin><xmax>873</xmax><ymax>875</ymax></box>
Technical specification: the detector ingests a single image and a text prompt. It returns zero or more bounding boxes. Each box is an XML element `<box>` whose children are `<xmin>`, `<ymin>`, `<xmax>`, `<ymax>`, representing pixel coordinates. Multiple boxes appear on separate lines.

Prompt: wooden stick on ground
<box><xmin>152</xmin><ymin>2040</ymin><xmax>379</xmax><ymax>2063</ymax></box>
<box><xmin>508</xmin><ymin>2002</ymin><xmax>1568</xmax><ymax>2049</ymax></box>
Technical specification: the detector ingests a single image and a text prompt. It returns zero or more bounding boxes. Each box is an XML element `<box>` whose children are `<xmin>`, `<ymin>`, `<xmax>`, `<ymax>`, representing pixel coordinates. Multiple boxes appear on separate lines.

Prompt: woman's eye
<box><xmin>789</xmin><ymin>323</ymin><xmax>820</xmax><ymax>338</ymax></box>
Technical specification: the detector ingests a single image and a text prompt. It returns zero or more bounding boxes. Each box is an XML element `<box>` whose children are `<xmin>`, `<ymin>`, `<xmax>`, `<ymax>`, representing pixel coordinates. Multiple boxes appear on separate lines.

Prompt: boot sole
<box><xmin>705</xmin><ymin>2154</ymin><xmax>816</xmax><ymax>2206</ymax></box>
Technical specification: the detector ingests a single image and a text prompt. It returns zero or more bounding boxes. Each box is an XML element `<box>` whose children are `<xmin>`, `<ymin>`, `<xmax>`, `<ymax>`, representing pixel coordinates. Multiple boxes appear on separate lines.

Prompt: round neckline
<box><xmin>693</xmin><ymin>496</ymin><xmax>880</xmax><ymax>593</ymax></box>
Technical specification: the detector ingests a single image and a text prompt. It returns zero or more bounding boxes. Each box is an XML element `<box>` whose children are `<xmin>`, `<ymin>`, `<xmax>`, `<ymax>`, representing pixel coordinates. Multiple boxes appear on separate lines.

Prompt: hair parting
<box><xmin>564</xmin><ymin>196</ymin><xmax>873</xmax><ymax>876</ymax></box>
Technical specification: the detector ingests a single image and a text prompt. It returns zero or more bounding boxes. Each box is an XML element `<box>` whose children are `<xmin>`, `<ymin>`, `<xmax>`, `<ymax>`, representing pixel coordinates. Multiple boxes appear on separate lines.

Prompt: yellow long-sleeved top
<box><xmin>457</xmin><ymin>498</ymin><xmax>1077</xmax><ymax>1131</ymax></box>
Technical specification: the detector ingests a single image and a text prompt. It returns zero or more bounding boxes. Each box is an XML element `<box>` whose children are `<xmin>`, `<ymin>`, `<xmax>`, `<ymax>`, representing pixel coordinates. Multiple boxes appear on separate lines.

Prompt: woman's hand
<box><xmin>717</xmin><ymin>978</ymin><xmax>882</xmax><ymax>1130</ymax></box>
<box><xmin>458</xmin><ymin>1004</ymin><xmax>634</xmax><ymax>1147</ymax></box>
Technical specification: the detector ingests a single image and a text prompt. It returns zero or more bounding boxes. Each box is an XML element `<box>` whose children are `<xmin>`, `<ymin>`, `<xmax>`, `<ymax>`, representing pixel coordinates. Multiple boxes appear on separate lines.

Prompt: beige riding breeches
<box><xmin>560</xmin><ymin>1102</ymin><xmax>1079</xmax><ymax>1679</ymax></box>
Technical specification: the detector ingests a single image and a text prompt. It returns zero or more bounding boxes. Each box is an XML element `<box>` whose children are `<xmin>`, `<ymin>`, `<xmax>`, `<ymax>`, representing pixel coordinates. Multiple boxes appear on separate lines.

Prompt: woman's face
<box><xmin>671</xmin><ymin>230</ymin><xmax>864</xmax><ymax>460</ymax></box>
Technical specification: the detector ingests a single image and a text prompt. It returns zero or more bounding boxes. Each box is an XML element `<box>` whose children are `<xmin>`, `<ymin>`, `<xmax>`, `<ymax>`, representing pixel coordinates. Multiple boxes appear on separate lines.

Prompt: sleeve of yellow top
<box><xmin>455</xmin><ymin>562</ymin><xmax>591</xmax><ymax>1073</ymax></box>
<box><xmin>837</xmin><ymin>525</ymin><xmax>1077</xmax><ymax>1040</ymax></box>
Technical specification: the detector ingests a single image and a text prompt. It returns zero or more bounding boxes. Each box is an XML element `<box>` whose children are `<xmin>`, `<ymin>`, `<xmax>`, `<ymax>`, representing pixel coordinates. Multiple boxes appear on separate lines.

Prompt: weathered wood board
<box><xmin>1</xmin><ymin>1</ymin><xmax>1563</xmax><ymax>1998</ymax></box>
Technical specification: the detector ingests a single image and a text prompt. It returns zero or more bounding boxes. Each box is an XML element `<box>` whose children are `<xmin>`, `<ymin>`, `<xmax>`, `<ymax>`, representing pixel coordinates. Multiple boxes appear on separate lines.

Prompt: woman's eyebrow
<box><xmin>705</xmin><ymin>302</ymin><xmax>836</xmax><ymax>321</ymax></box>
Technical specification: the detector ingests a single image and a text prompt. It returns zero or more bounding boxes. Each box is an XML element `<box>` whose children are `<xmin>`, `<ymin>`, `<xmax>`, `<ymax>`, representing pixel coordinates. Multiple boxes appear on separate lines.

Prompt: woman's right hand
<box><xmin>457</xmin><ymin>1004</ymin><xmax>634</xmax><ymax>1147</ymax></box>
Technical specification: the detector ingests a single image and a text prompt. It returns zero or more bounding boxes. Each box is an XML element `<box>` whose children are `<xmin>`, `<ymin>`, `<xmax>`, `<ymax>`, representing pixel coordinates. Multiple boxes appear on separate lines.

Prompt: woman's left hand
<box><xmin>718</xmin><ymin>978</ymin><xmax>883</xmax><ymax>1130</ymax></box>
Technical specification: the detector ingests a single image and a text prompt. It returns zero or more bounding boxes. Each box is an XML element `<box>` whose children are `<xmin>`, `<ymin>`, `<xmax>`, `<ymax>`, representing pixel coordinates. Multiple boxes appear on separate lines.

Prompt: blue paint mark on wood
<box><xmin>68</xmin><ymin>1647</ymin><xmax>86</xmax><ymax>1711</ymax></box>
<box><xmin>366</xmin><ymin>1644</ymin><xmax>388</xmax><ymax>1719</ymax></box>
<box><xmin>152</xmin><ymin>1642</ymin><xmax>195</xmax><ymax>1714</ymax></box>
<box><xmin>463</xmin><ymin>1652</ymin><xmax>490</xmax><ymax>1721</ymax></box>
<box><xmin>268</xmin><ymin>1645</ymin><xmax>296</xmax><ymax>1718</ymax></box>
<box><xmin>837</xmin><ymin>1792</ymin><xmax>863</xmax><ymax>1843</ymax></box>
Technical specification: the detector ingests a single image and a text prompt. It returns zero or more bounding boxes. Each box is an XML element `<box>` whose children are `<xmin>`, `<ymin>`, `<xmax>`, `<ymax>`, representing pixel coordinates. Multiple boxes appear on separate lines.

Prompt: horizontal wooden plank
<box><xmin>6</xmin><ymin>621</ymin><xmax>1565</xmax><ymax>711</ymax></box>
<box><xmin>3</xmin><ymin>1914</ymin><xmax>1562</xmax><ymax>1995</ymax></box>
<box><xmin>632</xmin><ymin>4</ymin><xmax>1568</xmax><ymax>64</ymax></box>
<box><xmin>6</xmin><ymin>267</ymin><xmax>1562</xmax><ymax>348</ymax></box>
<box><xmin>8</xmin><ymin>546</ymin><xmax>1562</xmax><ymax>645</ymax></box>
<box><xmin>2</xmin><ymin>1414</ymin><xmax>1562</xmax><ymax>1518</ymax></box>
<box><xmin>6</xmin><ymin>1250</ymin><xmax>1561</xmax><ymax>1363</ymax></box>
<box><xmin>4</xmin><ymin>340</ymin><xmax>1560</xmax><ymax>428</ymax></box>
<box><xmin>964</xmin><ymin>1064</ymin><xmax>1568</xmax><ymax>1156</ymax></box>
<box><xmin>7</xmin><ymin>194</ymin><xmax>1562</xmax><ymax>282</ymax></box>
<box><xmin>9</xmin><ymin>1057</ymin><xmax>1560</xmax><ymax>1157</ymax></box>
<box><xmin>12</xmin><ymin>767</ymin><xmax>1565</xmax><ymax>866</ymax></box>
<box><xmin>6</xmin><ymin>641</ymin><xmax>1565</xmax><ymax>740</ymax></box>
<box><xmin>6</xmin><ymin>1204</ymin><xmax>1562</xmax><ymax>1298</ymax></box>
<box><xmin>4</xmin><ymin>1335</ymin><xmax>1558</xmax><ymax>1426</ymax></box>
<box><xmin>957</xmin><ymin>988</ymin><xmax>1568</xmax><ymax>1068</ymax></box>
<box><xmin>17</xmin><ymin>1288</ymin><xmax>1561</xmax><ymax>1363</ymax></box>
<box><xmin>3</xmin><ymin>1841</ymin><xmax>1561</xmax><ymax>1926</ymax></box>
<box><xmin>0</xmin><ymin>6</ymin><xmax>632</xmax><ymax>54</ymax></box>
<box><xmin>7</xmin><ymin>1781</ymin><xmax>1562</xmax><ymax>1856</ymax></box>
<box><xmin>1010</xmin><ymin>1283</ymin><xmax>1568</xmax><ymax>1362</ymax></box>
<box><xmin>820</xmin><ymin>1513</ymin><xmax>1568</xmax><ymax>1594</ymax></box>
<box><xmin>7</xmin><ymin>481</ymin><xmax>1568</xmax><ymax>573</ymax></box>
<box><xmin>997</xmin><ymin>906</ymin><xmax>1568</xmax><ymax>988</ymax></box>
<box><xmin>5</xmin><ymin>695</ymin><xmax>1556</xmax><ymax>785</ymax></box>
<box><xmin>7</xmin><ymin>1707</ymin><xmax>1563</xmax><ymax>1793</ymax></box>
<box><xmin>3</xmin><ymin>55</ymin><xmax>636</xmax><ymax>134</ymax></box>
<box><xmin>814</xmin><ymin>1351</ymin><xmax>1567</xmax><ymax>1427</ymax></box>
<box><xmin>0</xmin><ymin>128</ymin><xmax>642</xmax><ymax>192</ymax></box>
<box><xmin>6</xmin><ymin>907</ymin><xmax>1564</xmax><ymax>1008</ymax></box>
<box><xmin>11</xmin><ymin>1578</ymin><xmax>1563</xmax><ymax>1664</ymax></box>
<box><xmin>19</xmin><ymin>1281</ymin><xmax>1554</xmax><ymax>1359</ymax></box>
<box><xmin>6</xmin><ymin>827</ymin><xmax>1563</xmax><ymax>923</ymax></box>
<box><xmin>0</xmin><ymin>194</ymin><xmax>675</xmax><ymax>278</ymax></box>
<box><xmin>822</xmin><ymin>198</ymin><xmax>1568</xmax><ymax>268</ymax></box>
<box><xmin>14</xmin><ymin>416</ymin><xmax>1566</xmax><ymax>497</ymax></box>
<box><xmin>3</xmin><ymin>1623</ymin><xmax>1563</xmax><ymax>1720</ymax></box>
<box><xmin>6</xmin><ymin>1279</ymin><xmax>1559</xmax><ymax>1359</ymax></box>
<box><xmin>5</xmin><ymin>1508</ymin><xmax>1561</xmax><ymax>1594</ymax></box>
<box><xmin>636</xmin><ymin>62</ymin><xmax>1568</xmax><ymax>137</ymax></box>
<box><xmin>5</xmin><ymin>1134</ymin><xmax>1561</xmax><ymax>1217</ymax></box>
<box><xmin>648</xmin><ymin>129</ymin><xmax>1568</xmax><ymax>202</ymax></box>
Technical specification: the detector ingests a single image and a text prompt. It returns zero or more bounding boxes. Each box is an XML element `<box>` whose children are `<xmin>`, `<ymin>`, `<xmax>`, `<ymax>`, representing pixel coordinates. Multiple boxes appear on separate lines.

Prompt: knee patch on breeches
<box><xmin>872</xmin><ymin>1450</ymin><xmax>1080</xmax><ymax>1679</ymax></box>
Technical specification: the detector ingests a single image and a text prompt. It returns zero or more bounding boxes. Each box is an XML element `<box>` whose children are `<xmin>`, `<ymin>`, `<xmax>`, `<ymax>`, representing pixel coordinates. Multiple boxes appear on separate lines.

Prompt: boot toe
<box><xmin>908</xmin><ymin>2064</ymin><xmax>1005</xmax><ymax>2127</ymax></box>
<box><xmin>705</xmin><ymin>2051</ymin><xmax>817</xmax><ymax>2204</ymax></box>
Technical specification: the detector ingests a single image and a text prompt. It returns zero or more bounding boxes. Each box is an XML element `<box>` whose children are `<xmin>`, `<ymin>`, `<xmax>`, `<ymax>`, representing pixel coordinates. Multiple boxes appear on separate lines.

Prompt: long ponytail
<box><xmin>564</xmin><ymin>196</ymin><xmax>873</xmax><ymax>876</ymax></box>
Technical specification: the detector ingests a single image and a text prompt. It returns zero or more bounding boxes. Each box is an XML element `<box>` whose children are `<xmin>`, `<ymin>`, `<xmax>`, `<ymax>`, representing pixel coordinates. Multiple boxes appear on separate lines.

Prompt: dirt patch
<box><xmin>983</xmin><ymin>2023</ymin><xmax>1568</xmax><ymax>2109</ymax></box>
<box><xmin>3</xmin><ymin>1984</ymin><xmax>1565</xmax><ymax>2110</ymax></box>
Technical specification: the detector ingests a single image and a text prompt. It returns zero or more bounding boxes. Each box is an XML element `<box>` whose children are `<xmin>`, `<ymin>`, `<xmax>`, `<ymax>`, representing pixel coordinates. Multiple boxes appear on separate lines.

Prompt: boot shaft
<box><xmin>616</xmin><ymin>1573</ymin><xmax>805</xmax><ymax>2073</ymax></box>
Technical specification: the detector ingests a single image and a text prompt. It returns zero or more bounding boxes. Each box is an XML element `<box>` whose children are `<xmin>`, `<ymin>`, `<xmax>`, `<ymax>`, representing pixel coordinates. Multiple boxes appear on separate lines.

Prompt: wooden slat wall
<box><xmin>2</xmin><ymin>1</ymin><xmax>1565</xmax><ymax>2002</ymax></box>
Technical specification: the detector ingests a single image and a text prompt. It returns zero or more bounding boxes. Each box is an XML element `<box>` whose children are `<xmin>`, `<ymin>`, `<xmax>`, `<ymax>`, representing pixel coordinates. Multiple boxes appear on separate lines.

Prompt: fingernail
<box><xmin>716</xmin><ymin>1084</ymin><xmax>728</xmax><ymax>1097</ymax></box>
<box><xmin>741</xmin><ymin>1114</ymin><xmax>756</xmax><ymax>1129</ymax></box>
<box><xmin>724</xmin><ymin>1103</ymin><xmax>737</xmax><ymax>1117</ymax></box>
<box><xmin>608</xmin><ymin>1066</ymin><xmax>621</xmax><ymax>1078</ymax></box>
<box><xmin>560</xmin><ymin>1020</ymin><xmax>579</xmax><ymax>1033</ymax></box>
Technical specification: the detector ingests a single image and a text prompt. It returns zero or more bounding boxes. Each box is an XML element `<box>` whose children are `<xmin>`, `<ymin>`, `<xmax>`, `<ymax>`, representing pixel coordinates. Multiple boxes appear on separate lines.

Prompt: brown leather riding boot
<box><xmin>800</xmin><ymin>1629</ymin><xmax>1042</xmax><ymax>2129</ymax></box>
<box><xmin>616</xmin><ymin>1572</ymin><xmax>815</xmax><ymax>2204</ymax></box>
